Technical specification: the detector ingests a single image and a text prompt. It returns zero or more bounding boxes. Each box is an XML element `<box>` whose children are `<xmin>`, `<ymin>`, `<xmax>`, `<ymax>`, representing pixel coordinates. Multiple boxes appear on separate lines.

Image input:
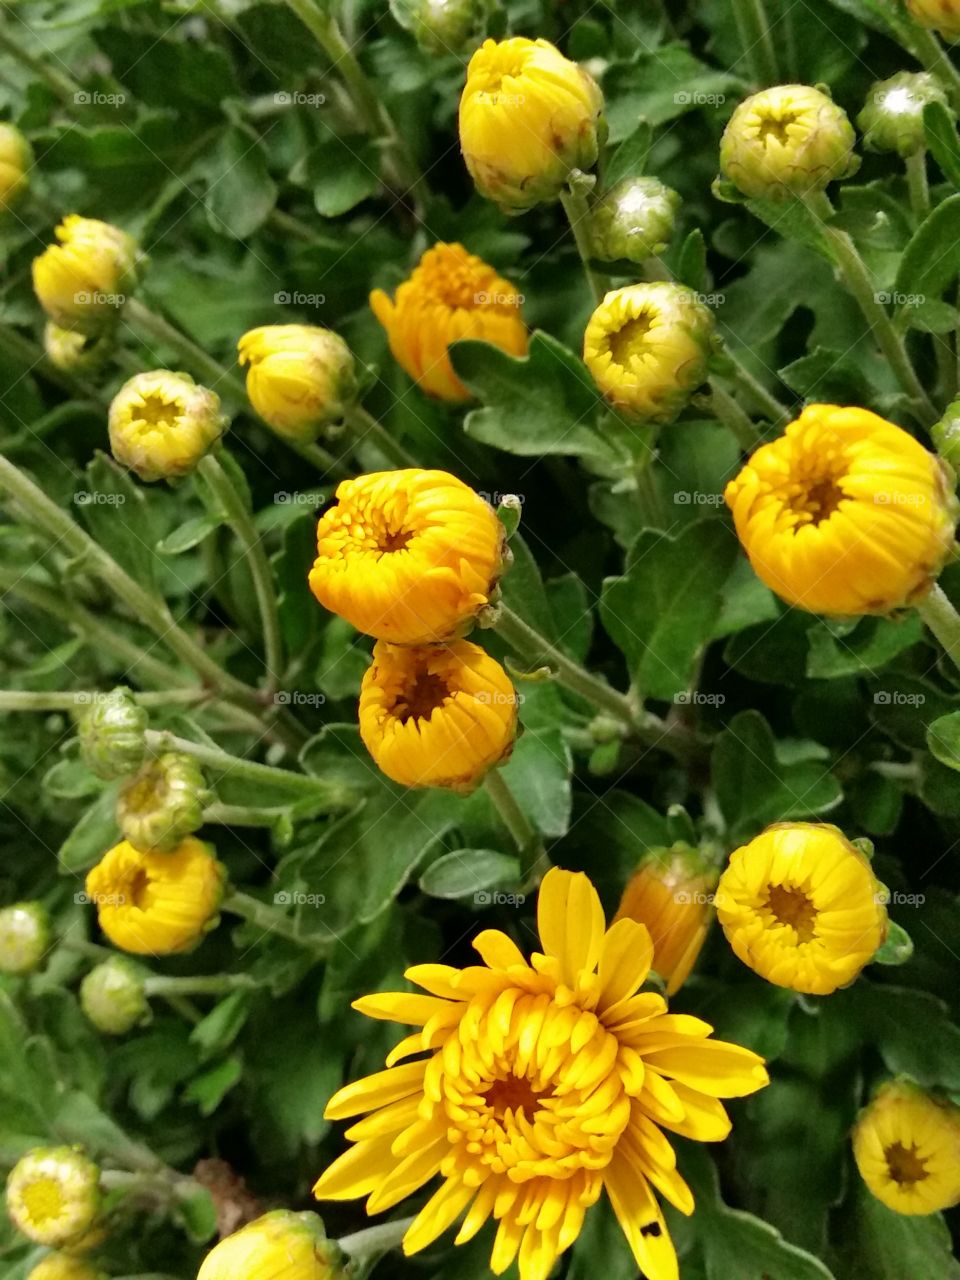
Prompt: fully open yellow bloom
<box><xmin>6</xmin><ymin>1148</ymin><xmax>101</xmax><ymax>1249</ymax></box>
<box><xmin>615</xmin><ymin>844</ymin><xmax>718</xmax><ymax>996</ymax></box>
<box><xmin>359</xmin><ymin>638</ymin><xmax>517</xmax><ymax>791</ymax></box>
<box><xmin>459</xmin><ymin>37</ymin><xmax>603</xmax><ymax>212</ymax></box>
<box><xmin>714</xmin><ymin>823</ymin><xmax>887</xmax><ymax>995</ymax></box>
<box><xmin>853</xmin><ymin>1079</ymin><xmax>960</xmax><ymax>1215</ymax></box>
<box><xmin>315</xmin><ymin>868</ymin><xmax>768</xmax><ymax>1280</ymax></box>
<box><xmin>32</xmin><ymin>216</ymin><xmax>139</xmax><ymax>334</ymax></box>
<box><xmin>197</xmin><ymin>1210</ymin><xmax>344</xmax><ymax>1280</ymax></box>
<box><xmin>85</xmin><ymin>837</ymin><xmax>225</xmax><ymax>956</ymax></box>
<box><xmin>725</xmin><ymin>404</ymin><xmax>958</xmax><ymax>617</ymax></box>
<box><xmin>906</xmin><ymin>0</ymin><xmax>960</xmax><ymax>39</ymax></box>
<box><xmin>370</xmin><ymin>243</ymin><xmax>528</xmax><ymax>402</ymax></box>
<box><xmin>28</xmin><ymin>1256</ymin><xmax>105</xmax><ymax>1280</ymax></box>
<box><xmin>237</xmin><ymin>325</ymin><xmax>357</xmax><ymax>441</ymax></box>
<box><xmin>583</xmin><ymin>283</ymin><xmax>714</xmax><ymax>422</ymax></box>
<box><xmin>309</xmin><ymin>469</ymin><xmax>503</xmax><ymax>644</ymax></box>
<box><xmin>0</xmin><ymin>122</ymin><xmax>32</xmax><ymax>210</ymax></box>
<box><xmin>108</xmin><ymin>371</ymin><xmax>227</xmax><ymax>483</ymax></box>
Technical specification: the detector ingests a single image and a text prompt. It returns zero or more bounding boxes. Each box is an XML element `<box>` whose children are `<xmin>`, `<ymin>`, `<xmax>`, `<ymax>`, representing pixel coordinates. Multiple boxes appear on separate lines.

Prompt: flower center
<box><xmin>394</xmin><ymin>670</ymin><xmax>451</xmax><ymax>723</ymax></box>
<box><xmin>758</xmin><ymin>111</ymin><xmax>800</xmax><ymax>146</ymax></box>
<box><xmin>765</xmin><ymin>884</ymin><xmax>818</xmax><ymax>943</ymax></box>
<box><xmin>608</xmin><ymin>313</ymin><xmax>653</xmax><ymax>366</ymax></box>
<box><xmin>21</xmin><ymin>1177</ymin><xmax>65</xmax><ymax>1226</ymax></box>
<box><xmin>128</xmin><ymin>867</ymin><xmax>154</xmax><ymax>911</ymax></box>
<box><xmin>885</xmin><ymin>1141</ymin><xmax>929</xmax><ymax>1186</ymax></box>
<box><xmin>378</xmin><ymin>527</ymin><xmax>412</xmax><ymax>554</ymax></box>
<box><xmin>134</xmin><ymin>393</ymin><xmax>182</xmax><ymax>427</ymax></box>
<box><xmin>788</xmin><ymin>475</ymin><xmax>846</xmax><ymax>525</ymax></box>
<box><xmin>484</xmin><ymin>1074</ymin><xmax>545</xmax><ymax>1120</ymax></box>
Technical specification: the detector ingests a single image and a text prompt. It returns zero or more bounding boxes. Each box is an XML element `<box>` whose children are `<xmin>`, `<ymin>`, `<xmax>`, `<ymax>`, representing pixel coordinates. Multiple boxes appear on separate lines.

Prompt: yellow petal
<box><xmin>597</xmin><ymin>917</ymin><xmax>654</xmax><ymax>1009</ymax></box>
<box><xmin>643</xmin><ymin>1039</ymin><xmax>769</xmax><ymax>1098</ymax></box>
<box><xmin>537</xmin><ymin>868</ymin><xmax>606</xmax><ymax>984</ymax></box>
<box><xmin>325</xmin><ymin>1060</ymin><xmax>428</xmax><ymax>1120</ymax></box>
<box><xmin>604</xmin><ymin>1156</ymin><xmax>679</xmax><ymax>1280</ymax></box>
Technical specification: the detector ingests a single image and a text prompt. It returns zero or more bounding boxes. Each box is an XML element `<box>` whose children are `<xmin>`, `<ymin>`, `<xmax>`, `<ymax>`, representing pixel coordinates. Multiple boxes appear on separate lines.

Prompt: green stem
<box><xmin>730</xmin><ymin>0</ymin><xmax>780</xmax><ymax>84</ymax></box>
<box><xmin>917</xmin><ymin>583</ymin><xmax>960</xmax><ymax>674</ymax></box>
<box><xmin>559</xmin><ymin>188</ymin><xmax>609</xmax><ymax>304</ymax></box>
<box><xmin>143</xmin><ymin>973</ymin><xmax>259</xmax><ymax>997</ymax></box>
<box><xmin>203</xmin><ymin>801</ymin><xmax>289</xmax><ymax>828</ymax></box>
<box><xmin>906</xmin><ymin>148</ymin><xmax>931</xmax><ymax>220</ymax></box>
<box><xmin>0</xmin><ymin>21</ymin><xmax>82</xmax><ymax>104</ymax></box>
<box><xmin>0</xmin><ymin>324</ymin><xmax>102</xmax><ymax>404</ymax></box>
<box><xmin>903</xmin><ymin>23</ymin><xmax>960</xmax><ymax>116</ymax></box>
<box><xmin>339</xmin><ymin>1216</ymin><xmax>418</xmax><ymax>1273</ymax></box>
<box><xmin>484</xmin><ymin>768</ymin><xmax>550</xmax><ymax>885</ymax></box>
<box><xmin>222</xmin><ymin>890</ymin><xmax>330</xmax><ymax>952</ymax></box>
<box><xmin>344</xmin><ymin>403</ymin><xmax>417</xmax><ymax>469</ymax></box>
<box><xmin>719</xmin><ymin>344</ymin><xmax>791</xmax><ymax>425</ymax></box>
<box><xmin>802</xmin><ymin>191</ymin><xmax>937</xmax><ymax>423</ymax></box>
<box><xmin>0</xmin><ymin>688</ymin><xmax>206</xmax><ymax>712</ymax></box>
<box><xmin>708</xmin><ymin>378</ymin><xmax>760</xmax><ymax>451</ymax></box>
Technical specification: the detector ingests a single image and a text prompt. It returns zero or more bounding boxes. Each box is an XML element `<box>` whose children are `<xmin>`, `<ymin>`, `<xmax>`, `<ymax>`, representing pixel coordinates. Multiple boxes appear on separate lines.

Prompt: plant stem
<box><xmin>343</xmin><ymin>403</ymin><xmax>417</xmax><ymax>469</ymax></box>
<box><xmin>802</xmin><ymin>191</ymin><xmax>937</xmax><ymax>423</ymax></box>
<box><xmin>903</xmin><ymin>24</ymin><xmax>960</xmax><ymax>115</ymax></box>
<box><xmin>708</xmin><ymin>378</ymin><xmax>760</xmax><ymax>451</ymax></box>
<box><xmin>559</xmin><ymin>188</ymin><xmax>608</xmax><ymax>304</ymax></box>
<box><xmin>906</xmin><ymin>148</ymin><xmax>930</xmax><ymax>220</ymax></box>
<box><xmin>339</xmin><ymin>1216</ymin><xmax>418</xmax><ymax>1272</ymax></box>
<box><xmin>203</xmin><ymin>801</ymin><xmax>289</xmax><ymax>828</ymax></box>
<box><xmin>222</xmin><ymin>890</ymin><xmax>330</xmax><ymax>952</ymax></box>
<box><xmin>0</xmin><ymin>21</ymin><xmax>82</xmax><ymax>104</ymax></box>
<box><xmin>0</xmin><ymin>325</ymin><xmax>103</xmax><ymax>404</ymax></box>
<box><xmin>720</xmin><ymin>346</ymin><xmax>792</xmax><ymax>425</ymax></box>
<box><xmin>143</xmin><ymin>974</ymin><xmax>259</xmax><ymax>997</ymax></box>
<box><xmin>484</xmin><ymin>768</ymin><xmax>550</xmax><ymax>885</ymax></box>
<box><xmin>730</xmin><ymin>0</ymin><xmax>780</xmax><ymax>85</ymax></box>
<box><xmin>917</xmin><ymin>583</ymin><xmax>960</xmax><ymax>674</ymax></box>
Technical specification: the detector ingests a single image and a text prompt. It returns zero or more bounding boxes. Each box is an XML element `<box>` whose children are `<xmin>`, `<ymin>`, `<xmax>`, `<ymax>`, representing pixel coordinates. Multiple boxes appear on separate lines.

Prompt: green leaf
<box><xmin>300</xmin><ymin>133</ymin><xmax>381</xmax><ymax>218</ymax></box>
<box><xmin>778</xmin><ymin>347</ymin><xmax>873</xmax><ymax>403</ymax></box>
<box><xmin>189</xmin><ymin>991</ymin><xmax>252</xmax><ymax>1063</ymax></box>
<box><xmin>58</xmin><ymin>784</ymin><xmax>121</xmax><ymax>874</ymax></box>
<box><xmin>675</xmin><ymin>227</ymin><xmax>707</xmax><ymax>291</ymax></box>
<box><xmin>174</xmin><ymin>1185</ymin><xmax>219</xmax><ymax>1244</ymax></box>
<box><xmin>872</xmin><ymin>919</ymin><xmax>914</xmax><ymax>965</ymax></box>
<box><xmin>184</xmin><ymin>1055</ymin><xmax>243</xmax><ymax>1115</ymax></box>
<box><xmin>419</xmin><ymin>849</ymin><xmax>522</xmax><ymax>900</ymax></box>
<box><xmin>927</xmin><ymin>709</ymin><xmax>960</xmax><ymax>771</ymax></box>
<box><xmin>806</xmin><ymin>614</ymin><xmax>923</xmax><ymax>678</ymax></box>
<box><xmin>496</xmin><ymin>728</ymin><xmax>573</xmax><ymax>840</ymax></box>
<box><xmin>836</xmin><ymin>983</ymin><xmax>960</xmax><ymax>1090</ymax></box>
<box><xmin>156</xmin><ymin>514</ymin><xmax>221</xmax><ymax>556</ymax></box>
<box><xmin>833</xmin><ymin>1180</ymin><xmax>960</xmax><ymax>1280</ymax></box>
<box><xmin>604</xmin><ymin>120</ymin><xmax>652</xmax><ymax>187</ymax></box>
<box><xmin>895</xmin><ymin>194</ymin><xmax>960</xmax><ymax>301</ymax></box>
<box><xmin>80</xmin><ymin>454</ymin><xmax>162</xmax><ymax>590</ymax></box>
<box><xmin>206</xmin><ymin>127</ymin><xmax>277</xmax><ymax>239</ymax></box>
<box><xmin>924</xmin><ymin>100</ymin><xmax>960</xmax><ymax>189</ymax></box>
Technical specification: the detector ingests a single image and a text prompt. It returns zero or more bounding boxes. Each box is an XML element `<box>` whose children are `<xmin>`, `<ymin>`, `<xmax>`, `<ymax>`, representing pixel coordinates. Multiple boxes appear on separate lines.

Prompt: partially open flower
<box><xmin>85</xmin><ymin>837</ymin><xmax>225</xmax><ymax>956</ymax></box>
<box><xmin>853</xmin><ymin>1079</ymin><xmax>960</xmax><ymax>1215</ymax></box>
<box><xmin>858</xmin><ymin>72</ymin><xmax>950</xmax><ymax>158</ymax></box>
<box><xmin>79</xmin><ymin>957</ymin><xmax>149</xmax><ymax>1035</ymax></box>
<box><xmin>906</xmin><ymin>0</ymin><xmax>960</xmax><ymax>40</ymax></box>
<box><xmin>77</xmin><ymin>688</ymin><xmax>147</xmax><ymax>781</ymax></box>
<box><xmin>237</xmin><ymin>325</ymin><xmax>357</xmax><ymax>442</ymax></box>
<box><xmin>6</xmin><ymin>1148</ymin><xmax>101</xmax><ymax>1249</ymax></box>
<box><xmin>0</xmin><ymin>122</ymin><xmax>32</xmax><ymax>211</ymax></box>
<box><xmin>108</xmin><ymin>371</ymin><xmax>227</xmax><ymax>483</ymax></box>
<box><xmin>197</xmin><ymin>1210</ymin><xmax>345</xmax><ymax>1280</ymax></box>
<box><xmin>0</xmin><ymin>901</ymin><xmax>51</xmax><ymax>975</ymax></box>
<box><xmin>714</xmin><ymin>822</ymin><xmax>888</xmax><ymax>995</ymax></box>
<box><xmin>44</xmin><ymin>323</ymin><xmax>113</xmax><ymax>374</ymax></box>
<box><xmin>583</xmin><ymin>282</ymin><xmax>714</xmax><ymax>422</ymax></box>
<box><xmin>589</xmin><ymin>177</ymin><xmax>681</xmax><ymax>264</ymax></box>
<box><xmin>28</xmin><ymin>1256</ymin><xmax>105</xmax><ymax>1280</ymax></box>
<box><xmin>724</xmin><ymin>404</ymin><xmax>959</xmax><ymax>617</ymax></box>
<box><xmin>117</xmin><ymin>752</ymin><xmax>210</xmax><ymax>853</ymax></box>
<box><xmin>309</xmin><ymin>469</ymin><xmax>504</xmax><ymax>645</ymax></box>
<box><xmin>359</xmin><ymin>638</ymin><xmax>517</xmax><ymax>791</ymax></box>
<box><xmin>370</xmin><ymin>242</ymin><xmax>528</xmax><ymax>402</ymax></box>
<box><xmin>720</xmin><ymin>84</ymin><xmax>859</xmax><ymax>200</ymax></box>
<box><xmin>32</xmin><ymin>216</ymin><xmax>140</xmax><ymax>334</ymax></box>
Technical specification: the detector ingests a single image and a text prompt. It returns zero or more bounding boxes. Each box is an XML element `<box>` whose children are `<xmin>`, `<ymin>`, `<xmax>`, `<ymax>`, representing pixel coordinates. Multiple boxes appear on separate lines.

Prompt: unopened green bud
<box><xmin>117</xmin><ymin>751</ymin><xmax>211</xmax><ymax>853</ymax></box>
<box><xmin>79</xmin><ymin>958</ymin><xmax>149</xmax><ymax>1035</ymax></box>
<box><xmin>6</xmin><ymin>1147</ymin><xmax>101</xmax><ymax>1248</ymax></box>
<box><xmin>0</xmin><ymin>901</ymin><xmax>51</xmax><ymax>974</ymax></box>
<box><xmin>589</xmin><ymin>177</ymin><xmax>680</xmax><ymax>263</ymax></box>
<box><xmin>932</xmin><ymin>399</ymin><xmax>960</xmax><ymax>468</ymax></box>
<box><xmin>44</xmin><ymin>323</ymin><xmax>113</xmax><ymax>375</ymax></box>
<box><xmin>858</xmin><ymin>72</ymin><xmax>950</xmax><ymax>157</ymax></box>
<box><xmin>28</xmin><ymin>1253</ymin><xmax>106</xmax><ymax>1280</ymax></box>
<box><xmin>78</xmin><ymin>688</ymin><xmax>147</xmax><ymax>781</ymax></box>
<box><xmin>390</xmin><ymin>0</ymin><xmax>492</xmax><ymax>53</ymax></box>
<box><xmin>198</xmin><ymin>1210</ymin><xmax>346</xmax><ymax>1280</ymax></box>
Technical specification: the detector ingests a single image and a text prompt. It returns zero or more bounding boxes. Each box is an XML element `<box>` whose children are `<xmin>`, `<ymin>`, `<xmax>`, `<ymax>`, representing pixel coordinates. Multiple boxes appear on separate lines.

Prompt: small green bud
<box><xmin>77</xmin><ymin>688</ymin><xmax>147</xmax><ymax>781</ymax></box>
<box><xmin>932</xmin><ymin>399</ymin><xmax>960</xmax><ymax>467</ymax></box>
<box><xmin>589</xmin><ymin>177</ymin><xmax>681</xmax><ymax>263</ymax></box>
<box><xmin>6</xmin><ymin>1147</ymin><xmax>101</xmax><ymax>1248</ymax></box>
<box><xmin>44</xmin><ymin>323</ymin><xmax>113</xmax><ymax>375</ymax></box>
<box><xmin>0</xmin><ymin>902</ymin><xmax>51</xmax><ymax>974</ymax></box>
<box><xmin>858</xmin><ymin>72</ymin><xmax>950</xmax><ymax>157</ymax></box>
<box><xmin>117</xmin><ymin>751</ymin><xmax>211</xmax><ymax>853</ymax></box>
<box><xmin>390</xmin><ymin>0</ymin><xmax>493</xmax><ymax>53</ymax></box>
<box><xmin>79</xmin><ymin>958</ymin><xmax>149</xmax><ymax>1035</ymax></box>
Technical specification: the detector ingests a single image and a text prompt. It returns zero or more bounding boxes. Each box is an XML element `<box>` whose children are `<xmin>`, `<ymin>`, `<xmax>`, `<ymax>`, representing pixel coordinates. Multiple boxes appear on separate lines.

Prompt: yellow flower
<box><xmin>314</xmin><ymin>868</ymin><xmax>769</xmax><ymax>1280</ymax></box>
<box><xmin>853</xmin><ymin>1079</ymin><xmax>960</xmax><ymax>1215</ymax></box>
<box><xmin>32</xmin><ymin>215</ymin><xmax>139</xmax><ymax>334</ymax></box>
<box><xmin>724</xmin><ymin>404</ymin><xmax>959</xmax><ymax>617</ymax></box>
<box><xmin>0</xmin><ymin>901</ymin><xmax>51</xmax><ymax>975</ymax></box>
<box><xmin>720</xmin><ymin>84</ymin><xmax>859</xmax><ymax>200</ymax></box>
<box><xmin>85</xmin><ymin>837</ymin><xmax>225</xmax><ymax>956</ymax></box>
<box><xmin>583</xmin><ymin>283</ymin><xmax>715</xmax><ymax>422</ymax></box>
<box><xmin>906</xmin><ymin>0</ymin><xmax>960</xmax><ymax>39</ymax></box>
<box><xmin>714</xmin><ymin>822</ymin><xmax>887</xmax><ymax>996</ymax></box>
<box><xmin>0</xmin><ymin>122</ymin><xmax>32</xmax><ymax>210</ymax></box>
<box><xmin>43</xmin><ymin>322</ymin><xmax>112</xmax><ymax>374</ymax></box>
<box><xmin>108</xmin><ymin>370</ymin><xmax>228</xmax><ymax>483</ymax></box>
<box><xmin>117</xmin><ymin>752</ymin><xmax>211</xmax><ymax>853</ymax></box>
<box><xmin>237</xmin><ymin>325</ymin><xmax>357</xmax><ymax>442</ymax></box>
<box><xmin>614</xmin><ymin>845</ymin><xmax>718</xmax><ymax>996</ymax></box>
<box><xmin>6</xmin><ymin>1148</ymin><xmax>101</xmax><ymax>1249</ymax></box>
<box><xmin>309</xmin><ymin>469</ymin><xmax>504</xmax><ymax>645</ymax></box>
<box><xmin>370</xmin><ymin>243</ymin><xmax>528</xmax><ymax>402</ymax></box>
<box><xmin>359</xmin><ymin>638</ymin><xmax>517</xmax><ymax>791</ymax></box>
<box><xmin>28</xmin><ymin>1255</ymin><xmax>105</xmax><ymax>1280</ymax></box>
<box><xmin>459</xmin><ymin>37</ymin><xmax>603</xmax><ymax>212</ymax></box>
<box><xmin>197</xmin><ymin>1210</ymin><xmax>344</xmax><ymax>1280</ymax></box>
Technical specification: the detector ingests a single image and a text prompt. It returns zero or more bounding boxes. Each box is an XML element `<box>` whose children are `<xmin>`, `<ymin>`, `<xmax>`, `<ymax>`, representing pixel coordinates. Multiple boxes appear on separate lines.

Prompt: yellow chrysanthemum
<box><xmin>370</xmin><ymin>243</ymin><xmax>528</xmax><ymax>402</ymax></box>
<box><xmin>615</xmin><ymin>844</ymin><xmax>718</xmax><ymax>996</ymax></box>
<box><xmin>714</xmin><ymin>822</ymin><xmax>888</xmax><ymax>996</ymax></box>
<box><xmin>583</xmin><ymin>283</ymin><xmax>714</xmax><ymax>422</ymax></box>
<box><xmin>724</xmin><ymin>404</ymin><xmax>959</xmax><ymax>617</ymax></box>
<box><xmin>85</xmin><ymin>837</ymin><xmax>225</xmax><ymax>956</ymax></box>
<box><xmin>720</xmin><ymin>84</ymin><xmax>859</xmax><ymax>200</ymax></box>
<box><xmin>237</xmin><ymin>325</ymin><xmax>357</xmax><ymax>442</ymax></box>
<box><xmin>108</xmin><ymin>370</ymin><xmax>227</xmax><ymax>483</ymax></box>
<box><xmin>315</xmin><ymin>868</ymin><xmax>769</xmax><ymax>1280</ymax></box>
<box><xmin>853</xmin><ymin>1079</ymin><xmax>960</xmax><ymax>1215</ymax></box>
<box><xmin>32</xmin><ymin>215</ymin><xmax>139</xmax><ymax>334</ymax></box>
<box><xmin>906</xmin><ymin>0</ymin><xmax>960</xmax><ymax>39</ymax></box>
<box><xmin>43</xmin><ymin>322</ymin><xmax>112</xmax><ymax>374</ymax></box>
<box><xmin>6</xmin><ymin>1148</ymin><xmax>101</xmax><ymax>1249</ymax></box>
<box><xmin>459</xmin><ymin>37</ymin><xmax>603</xmax><ymax>212</ymax></box>
<box><xmin>309</xmin><ymin>469</ymin><xmax>504</xmax><ymax>645</ymax></box>
<box><xmin>359</xmin><ymin>638</ymin><xmax>517</xmax><ymax>791</ymax></box>
<box><xmin>0</xmin><ymin>122</ymin><xmax>32</xmax><ymax>211</ymax></box>
<box><xmin>197</xmin><ymin>1210</ymin><xmax>344</xmax><ymax>1280</ymax></box>
<box><xmin>28</xmin><ymin>1255</ymin><xmax>105</xmax><ymax>1280</ymax></box>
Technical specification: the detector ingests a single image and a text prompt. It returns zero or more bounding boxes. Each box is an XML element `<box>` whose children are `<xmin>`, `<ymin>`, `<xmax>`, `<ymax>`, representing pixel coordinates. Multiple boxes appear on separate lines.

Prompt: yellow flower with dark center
<box><xmin>370</xmin><ymin>243</ymin><xmax>528</xmax><ymax>402</ymax></box>
<box><xmin>108</xmin><ymin>371</ymin><xmax>228</xmax><ymax>483</ymax></box>
<box><xmin>314</xmin><ymin>868</ymin><xmax>769</xmax><ymax>1280</ymax></box>
<box><xmin>583</xmin><ymin>283</ymin><xmax>714</xmax><ymax>422</ymax></box>
<box><xmin>714</xmin><ymin>822</ymin><xmax>887</xmax><ymax>995</ymax></box>
<box><xmin>459</xmin><ymin>37</ymin><xmax>603</xmax><ymax>212</ymax></box>
<box><xmin>0</xmin><ymin>122</ymin><xmax>32</xmax><ymax>210</ymax></box>
<box><xmin>359</xmin><ymin>638</ymin><xmax>517</xmax><ymax>791</ymax></box>
<box><xmin>724</xmin><ymin>404</ymin><xmax>959</xmax><ymax>617</ymax></box>
<box><xmin>614</xmin><ymin>844</ymin><xmax>718</xmax><ymax>996</ymax></box>
<box><xmin>906</xmin><ymin>0</ymin><xmax>960</xmax><ymax>39</ymax></box>
<box><xmin>6</xmin><ymin>1148</ymin><xmax>101</xmax><ymax>1249</ymax></box>
<box><xmin>720</xmin><ymin>84</ymin><xmax>859</xmax><ymax>200</ymax></box>
<box><xmin>853</xmin><ymin>1079</ymin><xmax>960</xmax><ymax>1215</ymax></box>
<box><xmin>117</xmin><ymin>752</ymin><xmax>211</xmax><ymax>853</ymax></box>
<box><xmin>309</xmin><ymin>469</ymin><xmax>504</xmax><ymax>645</ymax></box>
<box><xmin>85</xmin><ymin>837</ymin><xmax>225</xmax><ymax>956</ymax></box>
<box><xmin>32</xmin><ymin>215</ymin><xmax>139</xmax><ymax>334</ymax></box>
<box><xmin>237</xmin><ymin>325</ymin><xmax>357</xmax><ymax>442</ymax></box>
<box><xmin>28</xmin><ymin>1255</ymin><xmax>105</xmax><ymax>1280</ymax></box>
<box><xmin>197</xmin><ymin>1210</ymin><xmax>345</xmax><ymax>1280</ymax></box>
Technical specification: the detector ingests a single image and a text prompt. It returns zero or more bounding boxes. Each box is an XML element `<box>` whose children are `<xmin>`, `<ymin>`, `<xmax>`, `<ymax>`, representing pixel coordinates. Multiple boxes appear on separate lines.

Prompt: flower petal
<box><xmin>537</xmin><ymin>868</ymin><xmax>606</xmax><ymax>984</ymax></box>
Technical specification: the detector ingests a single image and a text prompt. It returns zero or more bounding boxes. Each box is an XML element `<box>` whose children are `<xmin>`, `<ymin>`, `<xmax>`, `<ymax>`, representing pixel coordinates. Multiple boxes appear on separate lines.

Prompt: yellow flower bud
<box><xmin>237</xmin><ymin>325</ymin><xmax>357</xmax><ymax>442</ymax></box>
<box><xmin>359</xmin><ymin>637</ymin><xmax>518</xmax><ymax>791</ymax></box>
<box><xmin>459</xmin><ymin>37</ymin><xmax>603</xmax><ymax>213</ymax></box>
<box><xmin>853</xmin><ymin>1079</ymin><xmax>960</xmax><ymax>1215</ymax></box>
<box><xmin>197</xmin><ymin>1210</ymin><xmax>344</xmax><ymax>1280</ymax></box>
<box><xmin>28</xmin><ymin>1254</ymin><xmax>105</xmax><ymax>1280</ymax></box>
<box><xmin>0</xmin><ymin>122</ymin><xmax>32</xmax><ymax>211</ymax></box>
<box><xmin>79</xmin><ymin>957</ymin><xmax>149</xmax><ymax>1035</ymax></box>
<box><xmin>84</xmin><ymin>837</ymin><xmax>225</xmax><ymax>956</ymax></box>
<box><xmin>32</xmin><ymin>216</ymin><xmax>140</xmax><ymax>334</ymax></box>
<box><xmin>117</xmin><ymin>752</ymin><xmax>211</xmax><ymax>853</ymax></box>
<box><xmin>720</xmin><ymin>84</ymin><xmax>859</xmax><ymax>200</ymax></box>
<box><xmin>906</xmin><ymin>0</ymin><xmax>960</xmax><ymax>39</ymax></box>
<box><xmin>43</xmin><ymin>322</ymin><xmax>113</xmax><ymax>375</ymax></box>
<box><xmin>714</xmin><ymin>822</ymin><xmax>888</xmax><ymax>995</ymax></box>
<box><xmin>309</xmin><ymin>469</ymin><xmax>504</xmax><ymax>645</ymax></box>
<box><xmin>108</xmin><ymin>370</ymin><xmax>228</xmax><ymax>483</ymax></box>
<box><xmin>370</xmin><ymin>242</ymin><xmax>528</xmax><ymax>402</ymax></box>
<box><xmin>0</xmin><ymin>901</ymin><xmax>51</xmax><ymax>975</ymax></box>
<box><xmin>724</xmin><ymin>404</ymin><xmax>959</xmax><ymax>617</ymax></box>
<box><xmin>77</xmin><ymin>687</ymin><xmax>148</xmax><ymax>781</ymax></box>
<box><xmin>583</xmin><ymin>282</ymin><xmax>715</xmax><ymax>422</ymax></box>
<box><xmin>6</xmin><ymin>1148</ymin><xmax>101</xmax><ymax>1249</ymax></box>
<box><xmin>614</xmin><ymin>844</ymin><xmax>718</xmax><ymax>995</ymax></box>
